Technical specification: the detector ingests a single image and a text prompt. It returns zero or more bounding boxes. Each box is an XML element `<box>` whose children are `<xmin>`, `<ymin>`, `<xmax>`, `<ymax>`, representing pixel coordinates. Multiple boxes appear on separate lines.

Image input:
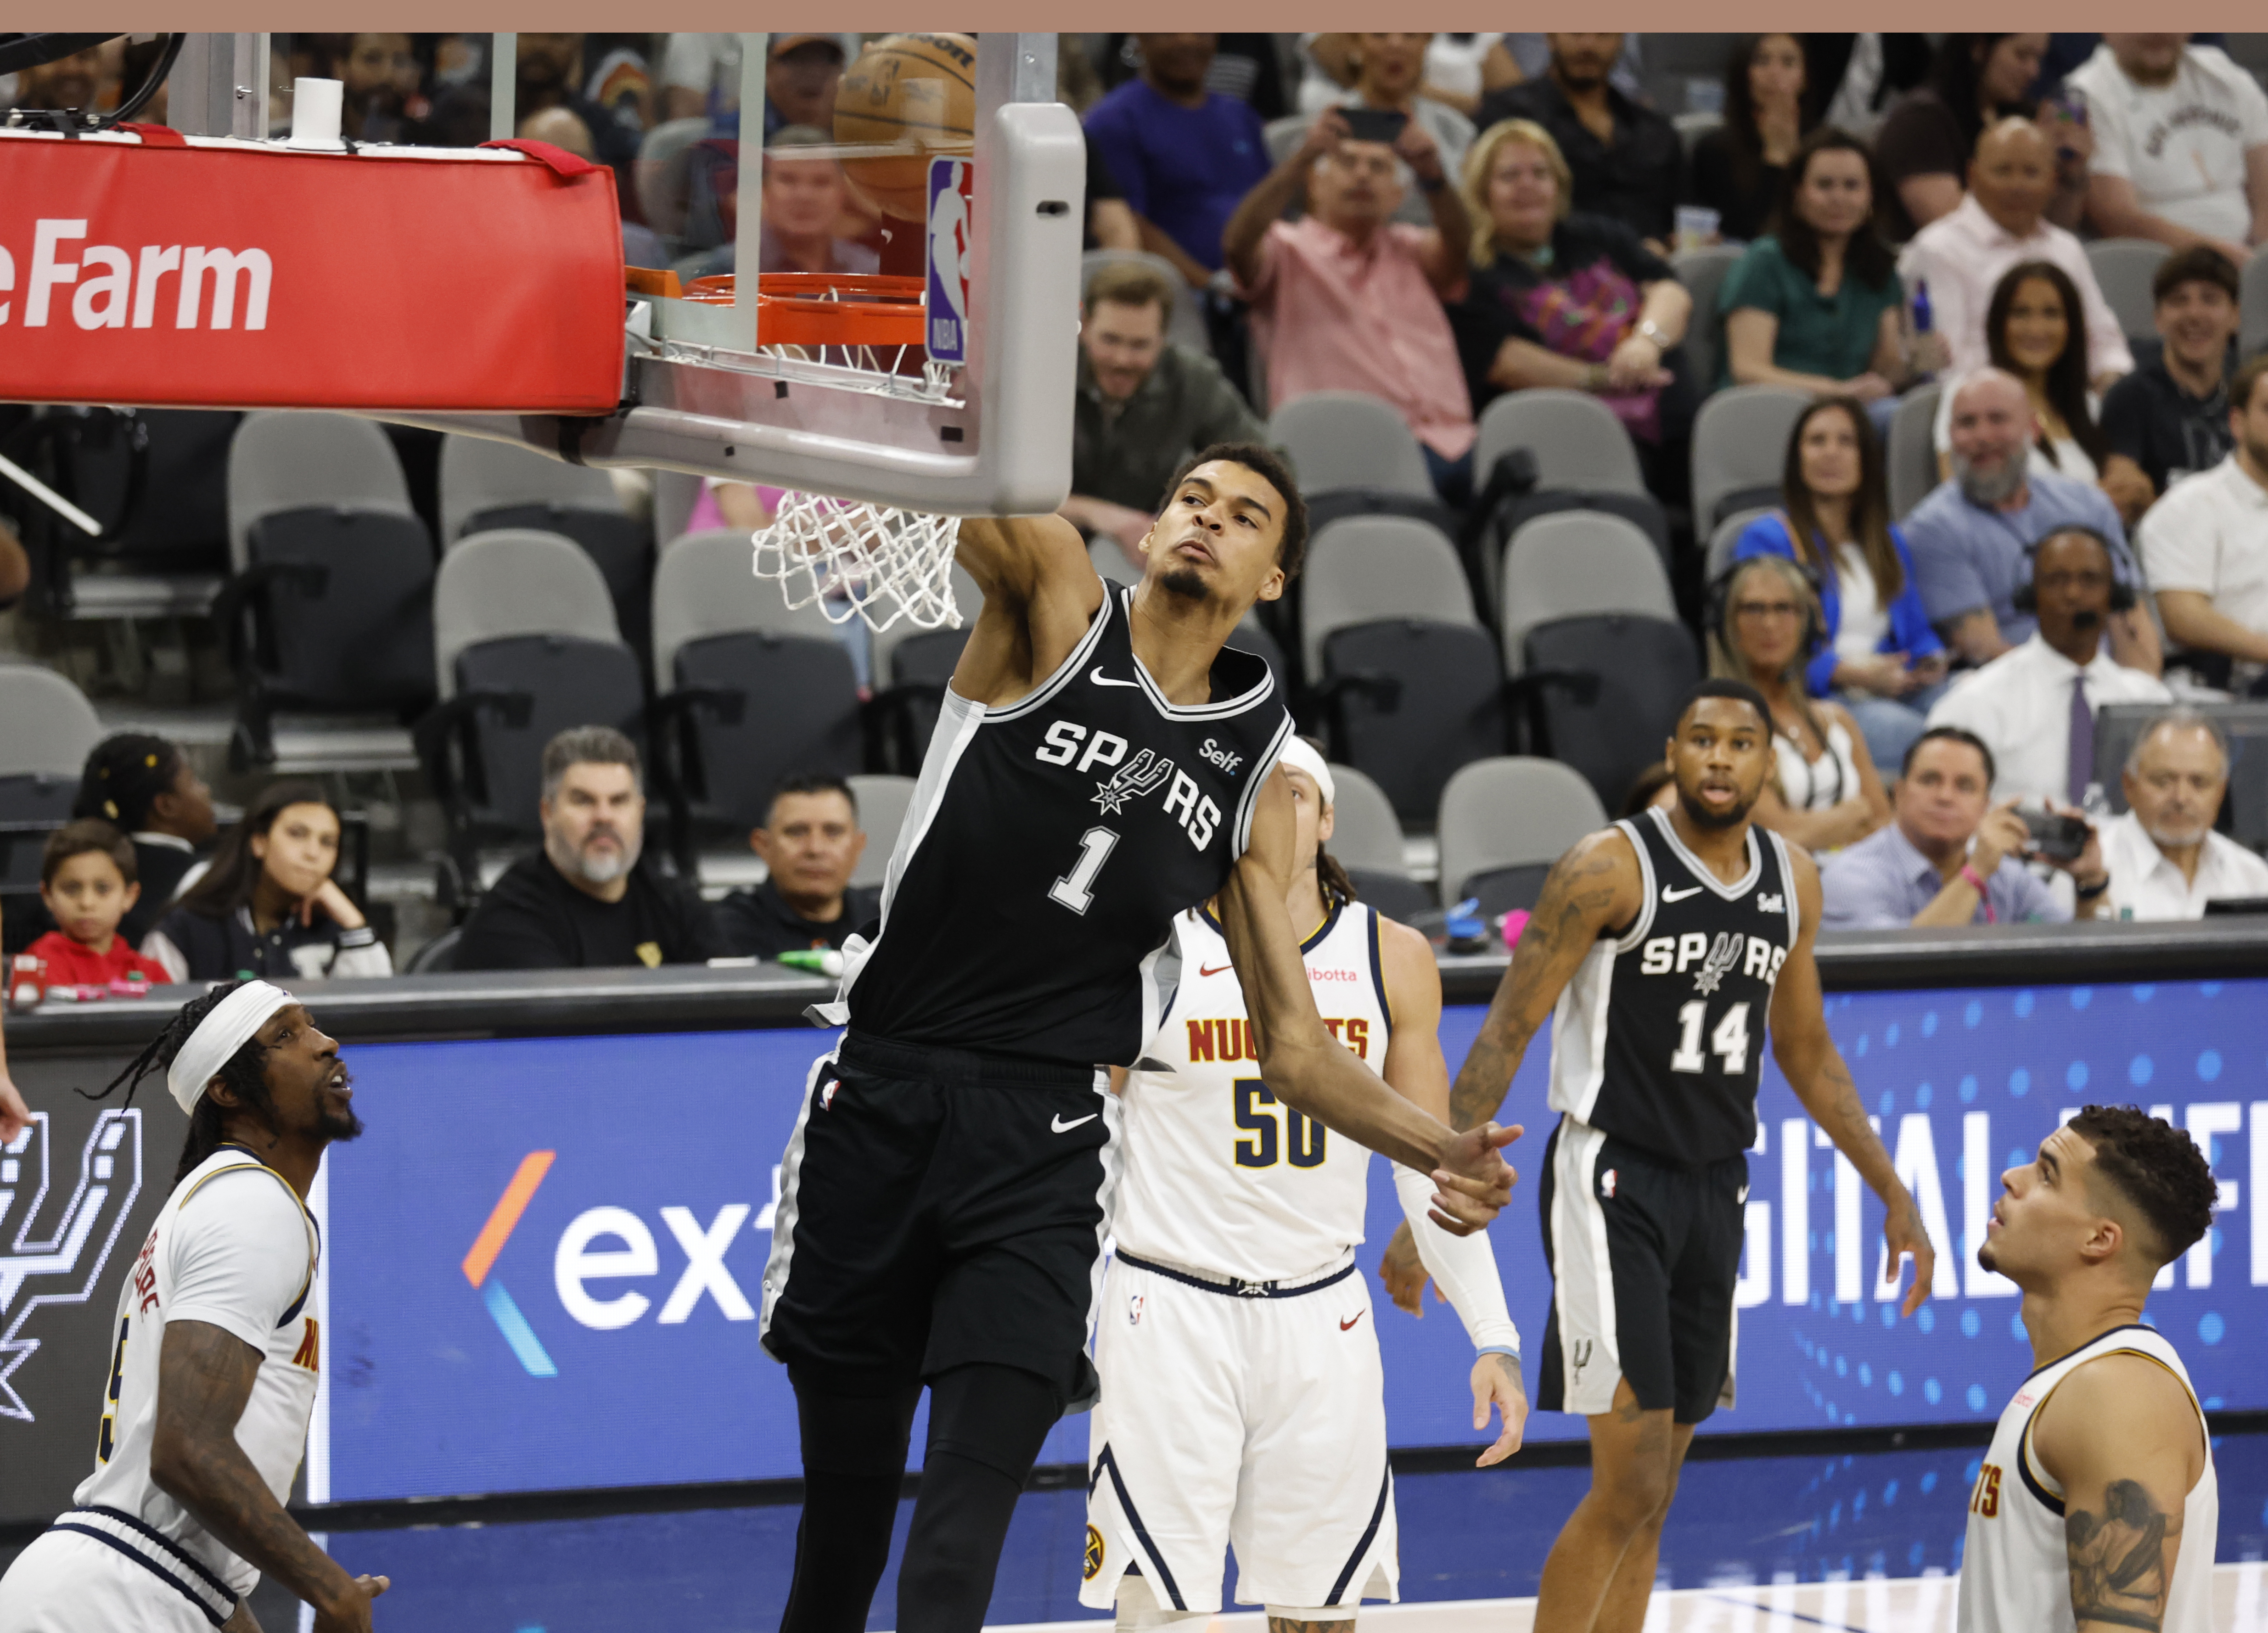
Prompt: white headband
<box><xmin>166</xmin><ymin>981</ymin><xmax>294</xmax><ymax>1116</ymax></box>
<box><xmin>1277</xmin><ymin>737</ymin><xmax>1335</xmax><ymax>807</ymax></box>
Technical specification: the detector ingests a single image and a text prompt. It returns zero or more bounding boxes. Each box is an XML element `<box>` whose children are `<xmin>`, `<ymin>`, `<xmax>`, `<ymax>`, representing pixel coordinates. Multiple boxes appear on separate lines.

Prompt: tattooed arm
<box><xmin>1768</xmin><ymin>848</ymin><xmax>1937</xmax><ymax>1318</ymax></box>
<box><xmin>2033</xmin><ymin>1352</ymin><xmax>2207</xmax><ymax>1633</ymax></box>
<box><xmin>150</xmin><ymin>1320</ymin><xmax>389</xmax><ymax>1633</ymax></box>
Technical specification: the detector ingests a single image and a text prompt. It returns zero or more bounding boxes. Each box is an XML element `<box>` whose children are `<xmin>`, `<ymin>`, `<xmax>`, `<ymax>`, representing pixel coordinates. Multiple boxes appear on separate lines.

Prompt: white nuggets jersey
<box><xmin>1115</xmin><ymin>902</ymin><xmax>1391</xmax><ymax>1281</ymax></box>
<box><xmin>69</xmin><ymin>1146</ymin><xmax>322</xmax><ymax>1610</ymax></box>
<box><xmin>1959</xmin><ymin>1324</ymin><xmax>2217</xmax><ymax>1633</ymax></box>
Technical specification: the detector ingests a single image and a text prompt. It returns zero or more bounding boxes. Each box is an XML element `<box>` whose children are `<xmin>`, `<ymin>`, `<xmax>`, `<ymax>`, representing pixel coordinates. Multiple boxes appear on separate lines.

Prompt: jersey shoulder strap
<box><xmin>988</xmin><ymin>580</ymin><xmax>1119</xmax><ymax>723</ymax></box>
<box><xmin>2016</xmin><ymin>1324</ymin><xmax>2203</xmax><ymax>1513</ymax></box>
<box><xmin>1606</xmin><ymin>816</ymin><xmax>1660</xmax><ymax>948</ymax></box>
<box><xmin>174</xmin><ymin>1156</ymin><xmax>321</xmax><ymax>1327</ymax></box>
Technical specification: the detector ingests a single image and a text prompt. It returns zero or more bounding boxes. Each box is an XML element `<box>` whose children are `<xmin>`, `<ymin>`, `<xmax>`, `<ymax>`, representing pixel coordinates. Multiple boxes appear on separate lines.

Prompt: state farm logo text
<box><xmin>2</xmin><ymin>220</ymin><xmax>272</xmax><ymax>331</ymax></box>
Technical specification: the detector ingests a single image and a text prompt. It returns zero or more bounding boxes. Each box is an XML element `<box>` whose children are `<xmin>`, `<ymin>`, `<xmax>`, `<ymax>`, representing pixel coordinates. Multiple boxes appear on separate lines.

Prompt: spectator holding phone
<box><xmin>1307</xmin><ymin>34</ymin><xmax>1475</xmax><ymax>226</ymax></box>
<box><xmin>1819</xmin><ymin>726</ymin><xmax>2104</xmax><ymax>927</ymax></box>
<box><xmin>2067</xmin><ymin>34</ymin><xmax>2268</xmax><ymax>267</ymax></box>
<box><xmin>1925</xmin><ymin>525</ymin><xmax>2170</xmax><ymax>805</ymax></box>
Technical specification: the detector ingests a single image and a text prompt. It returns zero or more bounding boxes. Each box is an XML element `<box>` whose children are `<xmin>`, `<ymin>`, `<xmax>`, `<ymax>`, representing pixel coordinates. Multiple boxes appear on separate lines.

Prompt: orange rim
<box><xmin>679</xmin><ymin>272</ymin><xmax>928</xmax><ymax>348</ymax></box>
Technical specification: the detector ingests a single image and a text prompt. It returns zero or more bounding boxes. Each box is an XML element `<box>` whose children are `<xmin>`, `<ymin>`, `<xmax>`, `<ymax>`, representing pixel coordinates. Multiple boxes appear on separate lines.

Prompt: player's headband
<box><xmin>1277</xmin><ymin>738</ymin><xmax>1335</xmax><ymax>808</ymax></box>
<box><xmin>167</xmin><ymin>981</ymin><xmax>294</xmax><ymax>1116</ymax></box>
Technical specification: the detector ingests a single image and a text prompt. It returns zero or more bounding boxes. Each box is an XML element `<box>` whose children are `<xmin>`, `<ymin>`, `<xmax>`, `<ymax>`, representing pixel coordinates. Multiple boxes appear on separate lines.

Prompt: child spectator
<box><xmin>26</xmin><ymin>821</ymin><xmax>173</xmax><ymax>988</ymax></box>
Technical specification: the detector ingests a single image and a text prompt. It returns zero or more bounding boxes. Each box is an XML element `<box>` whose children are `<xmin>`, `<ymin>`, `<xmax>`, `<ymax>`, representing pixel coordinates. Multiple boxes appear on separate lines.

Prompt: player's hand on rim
<box><xmin>1882</xmin><ymin>1194</ymin><xmax>1937</xmax><ymax>1318</ymax></box>
<box><xmin>1471</xmin><ymin>1351</ymin><xmax>1528</xmax><ymax>1467</ymax></box>
<box><xmin>1430</xmin><ymin>1121</ymin><xmax>1522</xmax><ymax>1235</ymax></box>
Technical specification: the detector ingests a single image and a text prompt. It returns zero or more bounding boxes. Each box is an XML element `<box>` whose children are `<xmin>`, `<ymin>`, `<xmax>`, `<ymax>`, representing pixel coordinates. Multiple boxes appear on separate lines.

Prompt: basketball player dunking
<box><xmin>1387</xmin><ymin>680</ymin><xmax>1937</xmax><ymax>1633</ymax></box>
<box><xmin>757</xmin><ymin>445</ymin><xmax>1519</xmax><ymax>1633</ymax></box>
<box><xmin>0</xmin><ymin>982</ymin><xmax>389</xmax><ymax>1633</ymax></box>
<box><xmin>1084</xmin><ymin>739</ymin><xmax>1526</xmax><ymax>1629</ymax></box>
<box><xmin>1960</xmin><ymin>1107</ymin><xmax>2220</xmax><ymax>1633</ymax></box>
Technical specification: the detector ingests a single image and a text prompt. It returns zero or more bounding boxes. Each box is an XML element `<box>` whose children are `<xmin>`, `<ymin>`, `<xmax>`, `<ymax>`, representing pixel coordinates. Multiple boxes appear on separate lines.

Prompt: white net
<box><xmin>748</xmin><ymin>489</ymin><xmax>964</xmax><ymax>634</ymax></box>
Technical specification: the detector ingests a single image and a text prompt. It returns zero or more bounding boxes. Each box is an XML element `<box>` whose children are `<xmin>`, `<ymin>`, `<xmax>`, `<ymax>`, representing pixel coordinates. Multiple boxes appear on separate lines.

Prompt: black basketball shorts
<box><xmin>758</xmin><ymin>1031</ymin><xmax>1120</xmax><ymax>1409</ymax></box>
<box><xmin>1535</xmin><ymin>1115</ymin><xmax>1748</xmax><ymax>1426</ymax></box>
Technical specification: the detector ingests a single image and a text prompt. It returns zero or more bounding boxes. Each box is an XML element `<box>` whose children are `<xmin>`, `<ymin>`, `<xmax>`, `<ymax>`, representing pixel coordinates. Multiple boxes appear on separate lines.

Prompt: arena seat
<box><xmin>1671</xmin><ymin>244</ymin><xmax>1744</xmax><ymax>393</ymax></box>
<box><xmin>1270</xmin><ymin>392</ymin><xmax>1436</xmax><ymax>499</ymax></box>
<box><xmin>2085</xmin><ymin>238</ymin><xmax>2170</xmax><ymax>346</ymax></box>
<box><xmin>1887</xmin><ymin>382</ymin><xmax>1943</xmax><ymax>521</ymax></box>
<box><xmin>0</xmin><ymin>664</ymin><xmax>103</xmax><ymax>904</ymax></box>
<box><xmin>1323</xmin><ymin>761</ymin><xmax>1432</xmax><ymax>922</ymax></box>
<box><xmin>647</xmin><ymin>529</ymin><xmax>863</xmax><ymax>873</ymax></box>
<box><xmin>1472</xmin><ymin>390</ymin><xmax>1648</xmax><ymax>498</ymax></box>
<box><xmin>867</xmin><ymin>562</ymin><xmax>981</xmax><ymax>775</ymax></box>
<box><xmin>1300</xmin><ymin>516</ymin><xmax>1476</xmax><ymax>674</ymax></box>
<box><xmin>1704</xmin><ymin>506</ymin><xmax>1777</xmax><ymax>585</ymax></box>
<box><xmin>1499</xmin><ymin>511</ymin><xmax>1677</xmax><ymax>668</ymax></box>
<box><xmin>846</xmin><ymin>773</ymin><xmax>915</xmax><ymax>891</ymax></box>
<box><xmin>417</xmin><ymin>529</ymin><xmax>643</xmax><ymax>898</ymax></box>
<box><xmin>1691</xmin><ymin>384</ymin><xmax>1808</xmax><ymax>533</ymax></box>
<box><xmin>1514</xmin><ymin>612</ymin><xmax>1702</xmax><ymax>812</ymax></box>
<box><xmin>2243</xmin><ymin>245</ymin><xmax>2268</xmax><ymax>359</ymax></box>
<box><xmin>440</xmin><ymin>435</ymin><xmax>653</xmax><ymax>668</ymax></box>
<box><xmin>1436</xmin><ymin>756</ymin><xmax>1608</xmax><ymax>917</ymax></box>
<box><xmin>221</xmin><ymin>411</ymin><xmax>436</xmax><ymax>774</ymax></box>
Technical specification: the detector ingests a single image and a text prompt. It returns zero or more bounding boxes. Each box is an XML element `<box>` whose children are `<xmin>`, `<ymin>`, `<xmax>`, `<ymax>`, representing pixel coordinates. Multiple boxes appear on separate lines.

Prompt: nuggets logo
<box><xmin>1083</xmin><ymin>1524</ymin><xmax>1105</xmax><ymax>1581</ymax></box>
<box><xmin>2</xmin><ymin>1111</ymin><xmax>144</xmax><ymax>1421</ymax></box>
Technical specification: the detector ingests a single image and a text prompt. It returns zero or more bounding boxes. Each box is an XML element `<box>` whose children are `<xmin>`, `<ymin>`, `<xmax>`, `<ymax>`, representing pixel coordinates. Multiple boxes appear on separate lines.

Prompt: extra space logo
<box><xmin>1</xmin><ymin>1111</ymin><xmax>143</xmax><ymax>1420</ymax></box>
<box><xmin>460</xmin><ymin>1150</ymin><xmax>779</xmax><ymax>1377</ymax></box>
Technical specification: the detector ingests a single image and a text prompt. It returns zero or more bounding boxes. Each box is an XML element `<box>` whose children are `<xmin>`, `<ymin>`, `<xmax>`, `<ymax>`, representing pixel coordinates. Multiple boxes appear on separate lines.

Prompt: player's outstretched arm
<box><xmin>1768</xmin><ymin>849</ymin><xmax>1936</xmax><ymax>1317</ymax></box>
<box><xmin>1444</xmin><ymin>829</ymin><xmax>1642</xmax><ymax>1133</ymax></box>
<box><xmin>2032</xmin><ymin>1352</ymin><xmax>2205</xmax><ymax>1633</ymax></box>
<box><xmin>151</xmin><ymin>1320</ymin><xmax>390</xmax><ymax>1632</ymax></box>
<box><xmin>951</xmin><ymin>515</ymin><xmax>1108</xmax><ymax>707</ymax></box>
<box><xmin>1219</xmin><ymin>773</ymin><xmax>1516</xmax><ymax>1232</ymax></box>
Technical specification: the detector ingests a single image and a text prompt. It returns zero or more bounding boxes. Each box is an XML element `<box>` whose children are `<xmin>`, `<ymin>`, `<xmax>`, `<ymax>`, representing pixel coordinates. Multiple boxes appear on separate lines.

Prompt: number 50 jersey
<box><xmin>1549</xmin><ymin>808</ymin><xmax>1800</xmax><ymax>1166</ymax></box>
<box><xmin>842</xmin><ymin>585</ymin><xmax>1293</xmax><ymax>1067</ymax></box>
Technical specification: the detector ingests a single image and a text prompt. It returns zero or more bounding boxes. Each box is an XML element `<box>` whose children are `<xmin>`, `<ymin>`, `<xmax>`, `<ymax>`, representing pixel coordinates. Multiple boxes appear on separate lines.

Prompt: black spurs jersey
<box><xmin>840</xmin><ymin>585</ymin><xmax>1294</xmax><ymax>1066</ymax></box>
<box><xmin>1547</xmin><ymin>807</ymin><xmax>1801</xmax><ymax>1165</ymax></box>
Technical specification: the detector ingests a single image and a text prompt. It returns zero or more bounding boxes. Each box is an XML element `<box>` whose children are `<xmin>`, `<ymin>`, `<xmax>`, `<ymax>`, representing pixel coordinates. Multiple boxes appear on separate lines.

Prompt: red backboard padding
<box><xmin>0</xmin><ymin>133</ymin><xmax>624</xmax><ymax>413</ymax></box>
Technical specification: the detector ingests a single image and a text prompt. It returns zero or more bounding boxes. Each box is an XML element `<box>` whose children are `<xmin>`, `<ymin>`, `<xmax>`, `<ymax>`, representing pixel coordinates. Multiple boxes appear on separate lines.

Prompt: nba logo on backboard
<box><xmin>926</xmin><ymin>157</ymin><xmax>974</xmax><ymax>364</ymax></box>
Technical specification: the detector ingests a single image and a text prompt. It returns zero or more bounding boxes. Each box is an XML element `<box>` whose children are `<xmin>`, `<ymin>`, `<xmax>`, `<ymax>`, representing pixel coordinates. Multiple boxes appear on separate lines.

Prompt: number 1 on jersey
<box><xmin>1671</xmin><ymin>1000</ymin><xmax>1751</xmax><ymax>1075</ymax></box>
<box><xmin>1050</xmin><ymin>827</ymin><xmax>1119</xmax><ymax>915</ymax></box>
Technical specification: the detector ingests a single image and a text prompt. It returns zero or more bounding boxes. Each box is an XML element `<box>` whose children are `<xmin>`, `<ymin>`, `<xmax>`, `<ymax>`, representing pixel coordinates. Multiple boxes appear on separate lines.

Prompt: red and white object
<box><xmin>0</xmin><ymin>125</ymin><xmax>624</xmax><ymax>413</ymax></box>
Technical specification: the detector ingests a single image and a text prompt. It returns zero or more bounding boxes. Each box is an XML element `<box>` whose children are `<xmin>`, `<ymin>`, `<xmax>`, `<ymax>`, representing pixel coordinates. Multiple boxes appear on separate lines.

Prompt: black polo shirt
<box><xmin>455</xmin><ymin>852</ymin><xmax>727</xmax><ymax>971</ymax></box>
<box><xmin>1474</xmin><ymin>76</ymin><xmax>1682</xmax><ymax>244</ymax></box>
<box><xmin>2100</xmin><ymin>353</ymin><xmax>2236</xmax><ymax>499</ymax></box>
<box><xmin>714</xmin><ymin>878</ymin><xmax>881</xmax><ymax>962</ymax></box>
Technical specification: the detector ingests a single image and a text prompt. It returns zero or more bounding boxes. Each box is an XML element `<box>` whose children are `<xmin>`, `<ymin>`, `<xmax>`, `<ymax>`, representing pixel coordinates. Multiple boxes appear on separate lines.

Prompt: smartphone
<box><xmin>1338</xmin><ymin>106</ymin><xmax>1409</xmax><ymax>146</ymax></box>
<box><xmin>2021</xmin><ymin>808</ymin><xmax>2090</xmax><ymax>863</ymax></box>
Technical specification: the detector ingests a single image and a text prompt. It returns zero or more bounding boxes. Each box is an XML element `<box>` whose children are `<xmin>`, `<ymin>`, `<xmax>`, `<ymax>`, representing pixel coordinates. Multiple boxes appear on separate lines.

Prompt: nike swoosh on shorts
<box><xmin>1198</xmin><ymin>962</ymin><xmax>1232</xmax><ymax>977</ymax></box>
<box><xmin>1341</xmin><ymin>1310</ymin><xmax>1365</xmax><ymax>1331</ymax></box>
<box><xmin>1051</xmin><ymin>1112</ymin><xmax>1100</xmax><ymax>1133</ymax></box>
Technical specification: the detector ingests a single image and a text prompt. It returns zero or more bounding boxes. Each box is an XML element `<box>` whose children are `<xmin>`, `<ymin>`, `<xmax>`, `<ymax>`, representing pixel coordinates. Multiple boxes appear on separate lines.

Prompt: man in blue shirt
<box><xmin>1820</xmin><ymin>728</ymin><xmax>2105</xmax><ymax>929</ymax></box>
<box><xmin>1902</xmin><ymin>370</ymin><xmax>2161</xmax><ymax>675</ymax></box>
<box><xmin>1083</xmin><ymin>34</ymin><xmax>1273</xmax><ymax>286</ymax></box>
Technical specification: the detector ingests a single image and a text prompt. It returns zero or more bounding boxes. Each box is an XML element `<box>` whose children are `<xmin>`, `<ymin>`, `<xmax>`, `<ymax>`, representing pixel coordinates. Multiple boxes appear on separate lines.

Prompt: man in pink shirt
<box><xmin>1897</xmin><ymin>118</ymin><xmax>2135</xmax><ymax>392</ymax></box>
<box><xmin>1223</xmin><ymin>108</ymin><xmax>1476</xmax><ymax>504</ymax></box>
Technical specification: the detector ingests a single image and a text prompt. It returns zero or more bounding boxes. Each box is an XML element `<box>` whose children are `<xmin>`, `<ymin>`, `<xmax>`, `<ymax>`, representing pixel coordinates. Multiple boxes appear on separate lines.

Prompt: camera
<box><xmin>2020</xmin><ymin>808</ymin><xmax>2090</xmax><ymax>863</ymax></box>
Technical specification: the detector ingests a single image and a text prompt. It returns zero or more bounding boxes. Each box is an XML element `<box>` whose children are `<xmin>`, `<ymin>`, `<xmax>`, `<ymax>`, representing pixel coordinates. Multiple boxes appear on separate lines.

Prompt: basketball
<box><xmin>831</xmin><ymin>32</ymin><xmax>977</xmax><ymax>221</ymax></box>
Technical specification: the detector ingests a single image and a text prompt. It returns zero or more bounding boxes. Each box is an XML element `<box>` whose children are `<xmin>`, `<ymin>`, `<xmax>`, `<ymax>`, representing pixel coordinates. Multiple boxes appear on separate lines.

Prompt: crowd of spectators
<box><xmin>11</xmin><ymin>30</ymin><xmax>2268</xmax><ymax>971</ymax></box>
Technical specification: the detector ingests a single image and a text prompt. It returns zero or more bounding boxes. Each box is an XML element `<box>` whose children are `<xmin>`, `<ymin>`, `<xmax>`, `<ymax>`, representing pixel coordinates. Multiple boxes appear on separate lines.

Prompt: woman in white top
<box><xmin>1710</xmin><ymin>555</ymin><xmax>1891</xmax><ymax>852</ymax></box>
<box><xmin>1934</xmin><ymin>261</ymin><xmax>2116</xmax><ymax>493</ymax></box>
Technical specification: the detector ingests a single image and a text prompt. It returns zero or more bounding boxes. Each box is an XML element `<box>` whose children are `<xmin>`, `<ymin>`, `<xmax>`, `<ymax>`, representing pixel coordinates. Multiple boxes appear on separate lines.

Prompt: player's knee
<box><xmin>1114</xmin><ymin>1575</ymin><xmax>1206</xmax><ymax>1628</ymax></box>
<box><xmin>1593</xmin><ymin>1457</ymin><xmax>1677</xmax><ymax>1534</ymax></box>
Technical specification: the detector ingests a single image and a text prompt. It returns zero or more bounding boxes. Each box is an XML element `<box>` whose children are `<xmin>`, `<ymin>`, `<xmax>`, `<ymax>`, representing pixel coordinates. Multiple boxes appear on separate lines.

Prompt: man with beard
<box><xmin>1904</xmin><ymin>369</ymin><xmax>2161</xmax><ymax>674</ymax></box>
<box><xmin>1926</xmin><ymin>526</ymin><xmax>2170</xmax><ymax>806</ymax></box>
<box><xmin>1386</xmin><ymin>679</ymin><xmax>1936</xmax><ymax>1633</ymax></box>
<box><xmin>758</xmin><ymin>445</ymin><xmax>1519</xmax><ymax>1633</ymax></box>
<box><xmin>455</xmin><ymin>726</ymin><xmax>725</xmax><ymax>971</ymax></box>
<box><xmin>1473</xmin><ymin>33</ymin><xmax>1682</xmax><ymax>247</ymax></box>
<box><xmin>2101</xmin><ymin>710</ymin><xmax>2268</xmax><ymax>918</ymax></box>
<box><xmin>0</xmin><ymin>982</ymin><xmax>392</xmax><ymax>1633</ymax></box>
<box><xmin>1958</xmin><ymin>1107</ymin><xmax>2219</xmax><ymax>1633</ymax></box>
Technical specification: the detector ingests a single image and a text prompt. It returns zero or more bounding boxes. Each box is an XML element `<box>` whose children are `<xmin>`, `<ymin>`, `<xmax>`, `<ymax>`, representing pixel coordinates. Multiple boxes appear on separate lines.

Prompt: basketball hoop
<box><xmin>750</xmin><ymin>489</ymin><xmax>963</xmax><ymax>634</ymax></box>
<box><xmin>680</xmin><ymin>272</ymin><xmax>927</xmax><ymax>350</ymax></box>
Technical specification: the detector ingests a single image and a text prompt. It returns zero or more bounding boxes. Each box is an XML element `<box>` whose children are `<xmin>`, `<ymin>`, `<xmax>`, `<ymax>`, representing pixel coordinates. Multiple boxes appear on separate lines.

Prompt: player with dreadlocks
<box><xmin>0</xmin><ymin>982</ymin><xmax>392</xmax><ymax>1633</ymax></box>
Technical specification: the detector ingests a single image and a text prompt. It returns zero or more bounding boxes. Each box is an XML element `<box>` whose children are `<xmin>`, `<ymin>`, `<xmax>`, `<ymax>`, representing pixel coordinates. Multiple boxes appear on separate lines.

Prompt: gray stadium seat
<box><xmin>1436</xmin><ymin>756</ymin><xmax>1608</xmax><ymax>914</ymax></box>
<box><xmin>1472</xmin><ymin>389</ymin><xmax>1647</xmax><ymax>495</ymax></box>
<box><xmin>1705</xmin><ymin>505</ymin><xmax>1778</xmax><ymax>584</ymax></box>
<box><xmin>847</xmin><ymin>773</ymin><xmax>915</xmax><ymax>891</ymax></box>
<box><xmin>867</xmin><ymin>562</ymin><xmax>982</xmax><ymax>774</ymax></box>
<box><xmin>1299</xmin><ymin>516</ymin><xmax>1476</xmax><ymax>675</ymax></box>
<box><xmin>225</xmin><ymin>411</ymin><xmax>417</xmax><ymax>573</ymax></box>
<box><xmin>1089</xmin><ymin>536</ymin><xmax>1140</xmax><ymax>586</ymax></box>
<box><xmin>651</xmin><ymin>528</ymin><xmax>846</xmax><ymax>691</ymax></box>
<box><xmin>2085</xmin><ymin>239</ymin><xmax>2170</xmax><ymax>346</ymax></box>
<box><xmin>1321</xmin><ymin>761</ymin><xmax>1403</xmax><ymax>874</ymax></box>
<box><xmin>1081</xmin><ymin>248</ymin><xmax>1210</xmax><ymax>354</ymax></box>
<box><xmin>1692</xmin><ymin>384</ymin><xmax>1808</xmax><ymax>532</ymax></box>
<box><xmin>0</xmin><ymin>666</ymin><xmax>105</xmax><ymax>898</ymax></box>
<box><xmin>1887</xmin><ymin>382</ymin><xmax>1943</xmax><ymax>520</ymax></box>
<box><xmin>438</xmin><ymin>434</ymin><xmax>630</xmax><ymax>546</ymax></box>
<box><xmin>1672</xmin><ymin>244</ymin><xmax>1744</xmax><ymax>394</ymax></box>
<box><xmin>1269</xmin><ymin>392</ymin><xmax>1435</xmax><ymax>499</ymax></box>
<box><xmin>651</xmin><ymin>471</ymin><xmax>704</xmax><ymax>556</ymax></box>
<box><xmin>434</xmin><ymin>531</ymin><xmax>621</xmax><ymax>700</ymax></box>
<box><xmin>2244</xmin><ymin>246</ymin><xmax>2268</xmax><ymax>360</ymax></box>
<box><xmin>1499</xmin><ymin>511</ymin><xmax>1677</xmax><ymax>672</ymax></box>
